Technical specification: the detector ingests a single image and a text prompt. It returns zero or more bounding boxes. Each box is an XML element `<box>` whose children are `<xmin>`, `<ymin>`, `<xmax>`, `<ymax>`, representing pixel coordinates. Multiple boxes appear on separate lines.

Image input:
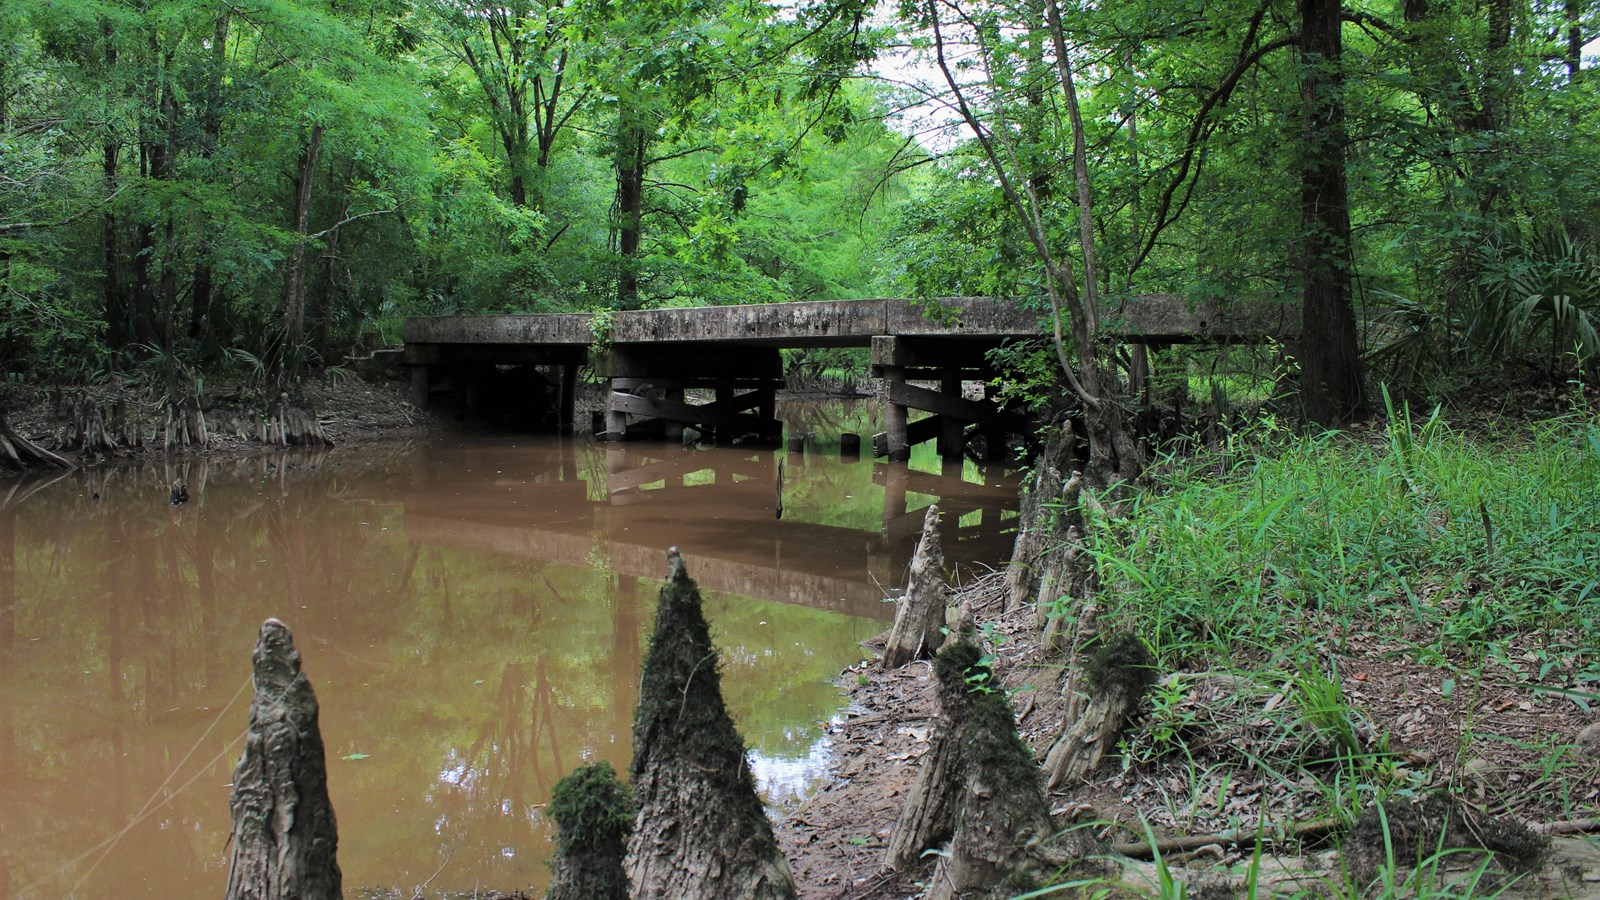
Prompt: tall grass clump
<box><xmin>1081</xmin><ymin>405</ymin><xmax>1600</xmax><ymax>670</ymax></box>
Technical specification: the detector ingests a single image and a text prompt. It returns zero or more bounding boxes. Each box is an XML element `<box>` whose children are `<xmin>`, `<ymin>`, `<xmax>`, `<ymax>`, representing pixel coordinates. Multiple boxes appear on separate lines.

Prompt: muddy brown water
<box><xmin>0</xmin><ymin>420</ymin><xmax>1019</xmax><ymax>897</ymax></box>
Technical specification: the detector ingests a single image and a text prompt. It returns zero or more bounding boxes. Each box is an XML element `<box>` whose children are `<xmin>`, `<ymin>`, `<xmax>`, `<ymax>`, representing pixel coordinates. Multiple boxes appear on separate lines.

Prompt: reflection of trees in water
<box><xmin>1</xmin><ymin>491</ymin><xmax>14</xmax><ymax>652</ymax></box>
<box><xmin>776</xmin><ymin>397</ymin><xmax>876</xmax><ymax>442</ymax></box>
<box><xmin>3</xmin><ymin>441</ymin><xmax>901</xmax><ymax>894</ymax></box>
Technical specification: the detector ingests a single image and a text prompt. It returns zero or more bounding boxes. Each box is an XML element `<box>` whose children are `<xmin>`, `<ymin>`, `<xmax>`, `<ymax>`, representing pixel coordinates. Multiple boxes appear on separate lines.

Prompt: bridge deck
<box><xmin>402</xmin><ymin>295</ymin><xmax>1298</xmax><ymax>352</ymax></box>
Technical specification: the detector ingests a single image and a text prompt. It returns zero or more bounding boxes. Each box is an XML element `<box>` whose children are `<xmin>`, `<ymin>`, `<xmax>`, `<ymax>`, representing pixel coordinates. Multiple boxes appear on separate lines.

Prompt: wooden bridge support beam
<box><xmin>870</xmin><ymin>337</ymin><xmax>1028</xmax><ymax>462</ymax></box>
<box><xmin>595</xmin><ymin>345</ymin><xmax>782</xmax><ymax>445</ymax></box>
<box><xmin>881</xmin><ymin>366</ymin><xmax>910</xmax><ymax>462</ymax></box>
<box><xmin>559</xmin><ymin>363</ymin><xmax>578</xmax><ymax>428</ymax></box>
<box><xmin>939</xmin><ymin>368</ymin><xmax>963</xmax><ymax>460</ymax></box>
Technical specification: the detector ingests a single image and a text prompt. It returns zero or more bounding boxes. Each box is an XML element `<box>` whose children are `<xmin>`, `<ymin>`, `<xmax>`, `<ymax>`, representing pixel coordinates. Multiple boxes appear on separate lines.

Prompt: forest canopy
<box><xmin>1</xmin><ymin>0</ymin><xmax>1596</xmax><ymax>404</ymax></box>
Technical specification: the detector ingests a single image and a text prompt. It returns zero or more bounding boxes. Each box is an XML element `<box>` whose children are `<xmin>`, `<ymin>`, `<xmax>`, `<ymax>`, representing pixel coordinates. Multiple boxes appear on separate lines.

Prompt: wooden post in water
<box><xmin>605</xmin><ymin>377</ymin><xmax>627</xmax><ymax>441</ymax></box>
<box><xmin>983</xmin><ymin>382</ymin><xmax>1007</xmax><ymax>462</ymax></box>
<box><xmin>882</xmin><ymin>366</ymin><xmax>909</xmax><ymax>461</ymax></box>
<box><xmin>225</xmin><ymin>618</ymin><xmax>341</xmax><ymax>900</ymax></box>
<box><xmin>664</xmin><ymin>386</ymin><xmax>685</xmax><ymax>443</ymax></box>
<box><xmin>939</xmin><ymin>368</ymin><xmax>964</xmax><ymax>460</ymax></box>
<box><xmin>881</xmin><ymin>463</ymin><xmax>908</xmax><ymax>533</ymax></box>
<box><xmin>559</xmin><ymin>362</ymin><xmax>579</xmax><ymax>428</ymax></box>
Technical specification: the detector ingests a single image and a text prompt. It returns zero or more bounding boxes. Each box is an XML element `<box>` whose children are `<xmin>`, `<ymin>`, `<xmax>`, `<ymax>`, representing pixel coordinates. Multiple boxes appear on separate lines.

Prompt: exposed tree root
<box><xmin>0</xmin><ymin>410</ymin><xmax>74</xmax><ymax>471</ymax></box>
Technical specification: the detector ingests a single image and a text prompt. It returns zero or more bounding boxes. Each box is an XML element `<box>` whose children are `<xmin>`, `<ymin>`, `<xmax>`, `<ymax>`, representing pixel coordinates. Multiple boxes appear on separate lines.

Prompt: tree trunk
<box><xmin>103</xmin><ymin>142</ymin><xmax>126</xmax><ymax>351</ymax></box>
<box><xmin>615</xmin><ymin>118</ymin><xmax>647</xmax><ymax>309</ymax></box>
<box><xmin>1566</xmin><ymin>0</ymin><xmax>1583</xmax><ymax>86</ymax></box>
<box><xmin>313</xmin><ymin>166</ymin><xmax>351</xmax><ymax>359</ymax></box>
<box><xmin>132</xmin><ymin>36</ymin><xmax>172</xmax><ymax>350</ymax></box>
<box><xmin>627</xmin><ymin>550</ymin><xmax>796</xmax><ymax>900</ymax></box>
<box><xmin>225</xmin><ymin>618</ymin><xmax>342</xmax><ymax>900</ymax></box>
<box><xmin>190</xmin><ymin>11</ymin><xmax>229</xmax><ymax>343</ymax></box>
<box><xmin>1296</xmin><ymin>0</ymin><xmax>1364</xmax><ymax>426</ymax></box>
<box><xmin>279</xmin><ymin>123</ymin><xmax>325</xmax><ymax>383</ymax></box>
<box><xmin>1046</xmin><ymin>0</ymin><xmax>1142</xmax><ymax>489</ymax></box>
<box><xmin>882</xmin><ymin>504</ymin><xmax>949</xmax><ymax>668</ymax></box>
<box><xmin>132</xmin><ymin>221</ymin><xmax>158</xmax><ymax>347</ymax></box>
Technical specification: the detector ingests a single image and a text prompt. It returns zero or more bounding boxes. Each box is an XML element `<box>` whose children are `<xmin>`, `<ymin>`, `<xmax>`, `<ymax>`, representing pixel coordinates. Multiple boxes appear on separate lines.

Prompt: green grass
<box><xmin>1036</xmin><ymin>403</ymin><xmax>1599</xmax><ymax>897</ymax></box>
<box><xmin>1077</xmin><ymin>405</ymin><xmax>1600</xmax><ymax>674</ymax></box>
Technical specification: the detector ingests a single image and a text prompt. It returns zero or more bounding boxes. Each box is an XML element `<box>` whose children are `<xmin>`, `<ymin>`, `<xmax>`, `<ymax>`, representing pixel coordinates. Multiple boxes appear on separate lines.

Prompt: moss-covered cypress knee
<box><xmin>929</xmin><ymin>639</ymin><xmax>1104</xmax><ymax>900</ymax></box>
<box><xmin>627</xmin><ymin>548</ymin><xmax>796</xmax><ymax>900</ymax></box>
<box><xmin>546</xmin><ymin>761</ymin><xmax>632</xmax><ymax>900</ymax></box>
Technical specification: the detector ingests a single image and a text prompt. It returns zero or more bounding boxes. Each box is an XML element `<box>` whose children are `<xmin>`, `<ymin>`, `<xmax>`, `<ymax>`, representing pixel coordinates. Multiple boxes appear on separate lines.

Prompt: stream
<box><xmin>0</xmin><ymin>402</ymin><xmax>1021</xmax><ymax>897</ymax></box>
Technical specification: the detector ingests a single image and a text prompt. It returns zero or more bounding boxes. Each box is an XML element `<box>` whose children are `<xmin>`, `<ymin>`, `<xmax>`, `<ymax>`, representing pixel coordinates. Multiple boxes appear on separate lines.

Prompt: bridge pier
<box><xmin>870</xmin><ymin>337</ymin><xmax>1029</xmax><ymax>462</ymax></box>
<box><xmin>596</xmin><ymin>345</ymin><xmax>782</xmax><ymax>446</ymax></box>
<box><xmin>559</xmin><ymin>363</ymin><xmax>579</xmax><ymax>428</ymax></box>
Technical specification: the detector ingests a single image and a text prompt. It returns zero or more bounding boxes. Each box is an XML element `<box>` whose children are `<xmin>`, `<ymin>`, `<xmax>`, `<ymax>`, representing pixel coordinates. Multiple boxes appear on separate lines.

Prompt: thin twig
<box><xmin>412</xmin><ymin>849</ymin><xmax>454</xmax><ymax>899</ymax></box>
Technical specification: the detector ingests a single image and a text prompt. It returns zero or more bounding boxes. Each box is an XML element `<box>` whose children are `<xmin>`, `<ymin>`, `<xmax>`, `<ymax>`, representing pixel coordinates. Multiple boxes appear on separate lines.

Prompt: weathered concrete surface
<box><xmin>611</xmin><ymin>299</ymin><xmax>891</xmax><ymax>346</ymax></box>
<box><xmin>402</xmin><ymin>295</ymin><xmax>1299</xmax><ymax>353</ymax></box>
<box><xmin>403</xmin><ymin>312</ymin><xmax>594</xmax><ymax>345</ymax></box>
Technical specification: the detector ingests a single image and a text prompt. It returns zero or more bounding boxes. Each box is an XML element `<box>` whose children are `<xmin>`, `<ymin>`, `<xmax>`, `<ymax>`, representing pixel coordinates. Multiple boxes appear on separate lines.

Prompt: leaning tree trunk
<box><xmin>0</xmin><ymin>411</ymin><xmax>73</xmax><ymax>471</ymax></box>
<box><xmin>883</xmin><ymin>504</ymin><xmax>949</xmax><ymax>668</ymax></box>
<box><xmin>225</xmin><ymin>618</ymin><xmax>342</xmax><ymax>900</ymax></box>
<box><xmin>627</xmin><ymin>549</ymin><xmax>796</xmax><ymax>900</ymax></box>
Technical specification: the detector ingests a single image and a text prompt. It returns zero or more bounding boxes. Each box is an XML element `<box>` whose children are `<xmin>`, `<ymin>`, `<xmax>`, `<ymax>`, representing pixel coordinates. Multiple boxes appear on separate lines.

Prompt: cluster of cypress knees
<box><xmin>219</xmin><ymin>540</ymin><xmax>1116</xmax><ymax>900</ymax></box>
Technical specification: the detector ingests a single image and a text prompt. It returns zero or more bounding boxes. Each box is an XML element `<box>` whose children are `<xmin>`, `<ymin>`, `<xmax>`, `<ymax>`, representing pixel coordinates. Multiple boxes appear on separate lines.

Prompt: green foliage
<box><xmin>547</xmin><ymin>761</ymin><xmax>634</xmax><ymax>852</ymax></box>
<box><xmin>0</xmin><ymin>0</ymin><xmax>906</xmax><ymax>384</ymax></box>
<box><xmin>3</xmin><ymin>0</ymin><xmax>1598</xmax><ymax>401</ymax></box>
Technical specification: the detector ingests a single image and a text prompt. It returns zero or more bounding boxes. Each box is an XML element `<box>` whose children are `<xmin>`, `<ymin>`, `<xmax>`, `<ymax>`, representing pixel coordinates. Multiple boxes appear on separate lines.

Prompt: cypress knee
<box><xmin>627</xmin><ymin>548</ymin><xmax>796</xmax><ymax>900</ymax></box>
<box><xmin>546</xmin><ymin>762</ymin><xmax>632</xmax><ymax>900</ymax></box>
<box><xmin>882</xmin><ymin>504</ymin><xmax>949</xmax><ymax>668</ymax></box>
<box><xmin>225</xmin><ymin>618</ymin><xmax>341</xmax><ymax>900</ymax></box>
<box><xmin>928</xmin><ymin>640</ymin><xmax>1104</xmax><ymax>900</ymax></box>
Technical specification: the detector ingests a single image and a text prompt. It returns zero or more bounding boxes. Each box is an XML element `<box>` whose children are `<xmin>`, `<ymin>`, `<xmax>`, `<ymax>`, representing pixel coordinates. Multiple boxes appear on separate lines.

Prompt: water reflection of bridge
<box><xmin>401</xmin><ymin>442</ymin><xmax>1019</xmax><ymax>619</ymax></box>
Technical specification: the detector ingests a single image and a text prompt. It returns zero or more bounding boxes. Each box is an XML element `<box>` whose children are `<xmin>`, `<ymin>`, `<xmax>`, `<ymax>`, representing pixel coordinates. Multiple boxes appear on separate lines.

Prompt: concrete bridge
<box><xmin>402</xmin><ymin>295</ymin><xmax>1297</xmax><ymax>460</ymax></box>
